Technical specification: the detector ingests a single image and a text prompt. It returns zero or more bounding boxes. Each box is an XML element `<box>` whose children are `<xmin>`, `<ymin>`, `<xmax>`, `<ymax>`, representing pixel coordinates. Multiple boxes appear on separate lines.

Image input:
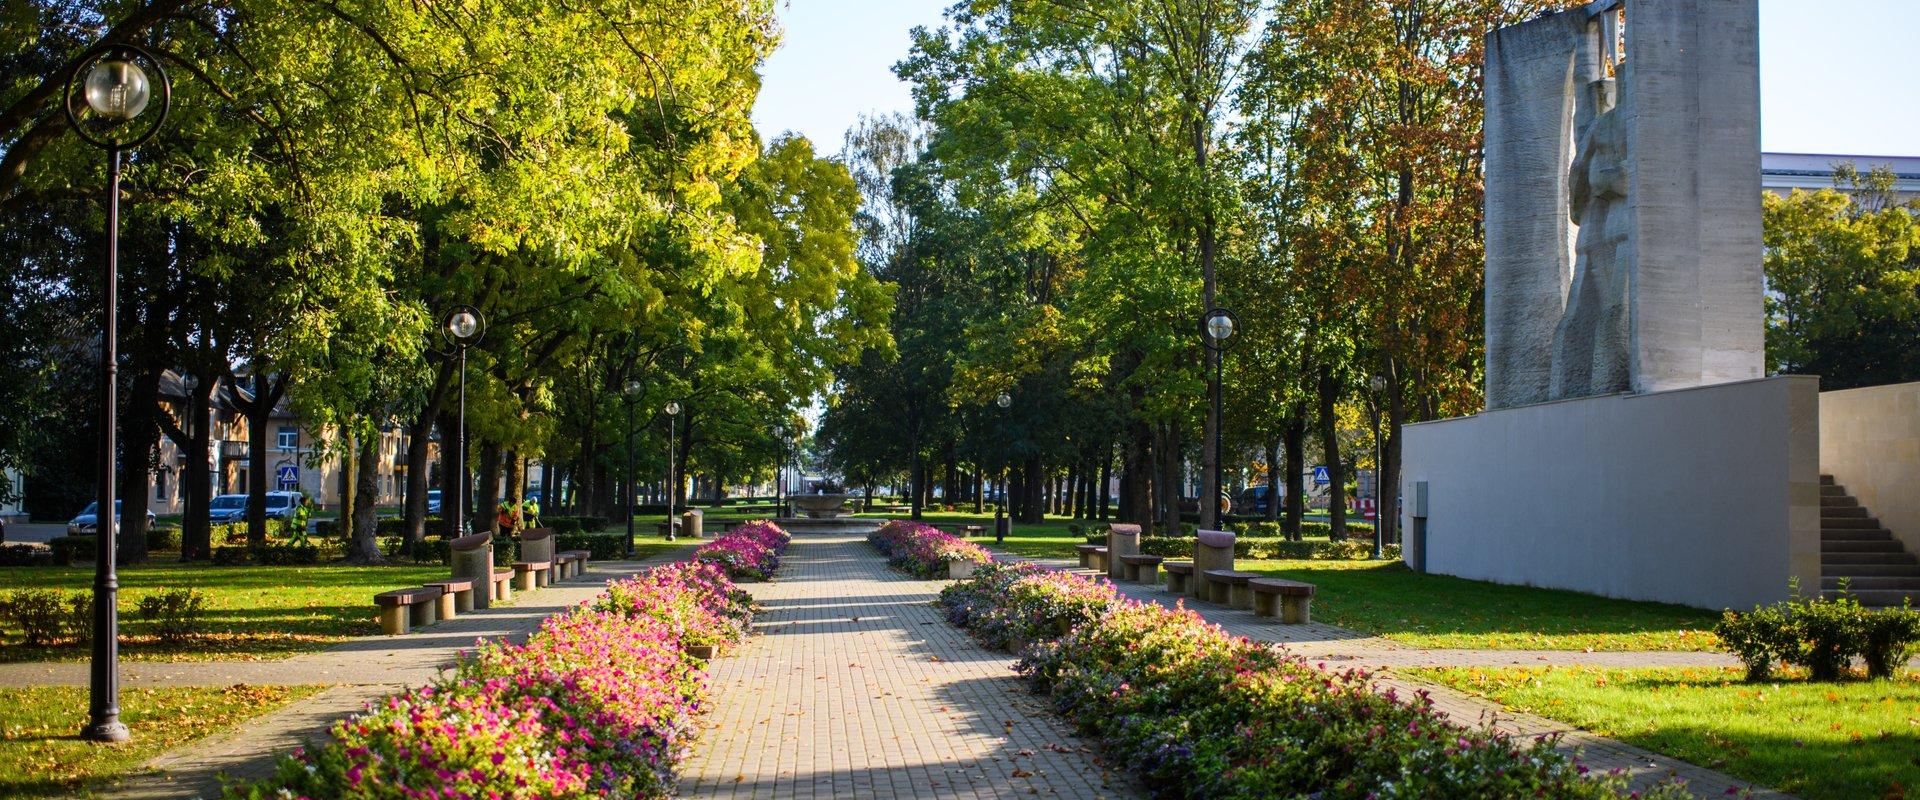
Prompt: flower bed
<box><xmin>693</xmin><ymin>520</ymin><xmax>792</xmax><ymax>581</ymax></box>
<box><xmin>939</xmin><ymin>563</ymin><xmax>1692</xmax><ymax>799</ymax></box>
<box><xmin>867</xmin><ymin>519</ymin><xmax>993</xmax><ymax>578</ymax></box>
<box><xmin>227</xmin><ymin>560</ymin><xmax>754</xmax><ymax>799</ymax></box>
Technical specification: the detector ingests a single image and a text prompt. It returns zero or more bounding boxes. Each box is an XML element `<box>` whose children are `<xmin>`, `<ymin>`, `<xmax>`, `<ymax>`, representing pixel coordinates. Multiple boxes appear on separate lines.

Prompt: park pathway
<box><xmin>997</xmin><ymin>551</ymin><xmax>1798</xmax><ymax>800</ymax></box>
<box><xmin>678</xmin><ymin>534</ymin><xmax>1137</xmax><ymax>800</ymax></box>
<box><xmin>0</xmin><ymin>551</ymin><xmax>688</xmax><ymax>800</ymax></box>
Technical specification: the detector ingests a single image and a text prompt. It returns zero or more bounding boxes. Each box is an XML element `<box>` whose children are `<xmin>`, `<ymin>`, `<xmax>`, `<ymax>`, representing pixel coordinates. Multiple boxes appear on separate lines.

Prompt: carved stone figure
<box><xmin>1550</xmin><ymin>70</ymin><xmax>1631</xmax><ymax>398</ymax></box>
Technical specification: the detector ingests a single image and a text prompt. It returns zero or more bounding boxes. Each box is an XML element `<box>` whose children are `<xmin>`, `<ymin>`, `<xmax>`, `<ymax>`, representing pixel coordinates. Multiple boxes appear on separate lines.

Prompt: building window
<box><xmin>277</xmin><ymin>426</ymin><xmax>298</xmax><ymax>451</ymax></box>
<box><xmin>154</xmin><ymin>469</ymin><xmax>169</xmax><ymax>502</ymax></box>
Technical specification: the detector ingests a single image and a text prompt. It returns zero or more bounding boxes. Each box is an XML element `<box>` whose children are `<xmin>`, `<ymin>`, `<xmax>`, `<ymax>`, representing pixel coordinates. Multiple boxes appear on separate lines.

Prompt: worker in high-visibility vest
<box><xmin>521</xmin><ymin>496</ymin><xmax>540</xmax><ymax>528</ymax></box>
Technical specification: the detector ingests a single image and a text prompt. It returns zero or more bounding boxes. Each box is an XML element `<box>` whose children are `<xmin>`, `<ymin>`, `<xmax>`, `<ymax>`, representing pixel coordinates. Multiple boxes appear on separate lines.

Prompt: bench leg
<box><xmin>1230</xmin><ymin>584</ymin><xmax>1254</xmax><ymax>610</ymax></box>
<box><xmin>1208</xmin><ymin>579</ymin><xmax>1230</xmax><ymax>605</ymax></box>
<box><xmin>514</xmin><ymin>568</ymin><xmax>536</xmax><ymax>592</ymax></box>
<box><xmin>435</xmin><ymin>591</ymin><xmax>458</xmax><ymax>622</ymax></box>
<box><xmin>1120</xmin><ymin>563</ymin><xmax>1137</xmax><ymax>582</ymax></box>
<box><xmin>1253</xmin><ymin>592</ymin><xmax>1277</xmax><ymax>618</ymax></box>
<box><xmin>1140</xmin><ymin>564</ymin><xmax>1159</xmax><ymax>585</ymax></box>
<box><xmin>1077</xmin><ymin>553</ymin><xmax>1091</xmax><ymax>568</ymax></box>
<box><xmin>1281</xmin><ymin>596</ymin><xmax>1312</xmax><ymax>624</ymax></box>
<box><xmin>1166</xmin><ymin>573</ymin><xmax>1187</xmax><ymax>594</ymax></box>
<box><xmin>379</xmin><ymin>605</ymin><xmax>409</xmax><ymax>636</ymax></box>
<box><xmin>409</xmin><ymin>600</ymin><xmax>436</xmax><ymax>630</ymax></box>
<box><xmin>454</xmin><ymin>588</ymin><xmax>474</xmax><ymax>613</ymax></box>
<box><xmin>495</xmin><ymin>577</ymin><xmax>513</xmax><ymax>602</ymax></box>
<box><xmin>536</xmin><ymin>567</ymin><xmax>552</xmax><ymax>587</ymax></box>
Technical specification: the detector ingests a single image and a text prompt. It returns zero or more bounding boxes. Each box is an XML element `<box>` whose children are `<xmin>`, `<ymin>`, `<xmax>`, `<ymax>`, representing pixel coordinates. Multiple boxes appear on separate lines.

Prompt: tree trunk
<box><xmin>504</xmin><ymin>451</ymin><xmax>523</xmax><ymax>529</ymax></box>
<box><xmin>540</xmin><ymin>458</ymin><xmax>556</xmax><ymax>512</ymax></box>
<box><xmin>1120</xmin><ymin>422</ymin><xmax>1151</xmax><ymax>528</ymax></box>
<box><xmin>160</xmin><ymin>371</ymin><xmax>216</xmax><ymax>561</ymax></box>
<box><xmin>1385</xmin><ymin>387</ymin><xmax>1405</xmax><ymax>545</ymax></box>
<box><xmin>240</xmin><ymin>373</ymin><xmax>284</xmax><ymax>548</ymax></box>
<box><xmin>972</xmin><ymin>468</ymin><xmax>984</xmax><ymax>514</ymax></box>
<box><xmin>1317</xmin><ymin>366</ymin><xmax>1347</xmax><ymax>539</ymax></box>
<box><xmin>1019</xmin><ymin>455</ymin><xmax>1045</xmax><ymax>524</ymax></box>
<box><xmin>401</xmin><ymin>414</ymin><xmax>433</xmax><ymax>546</ymax></box>
<box><xmin>477</xmin><ymin>442</ymin><xmax>502</xmax><ymax>536</ymax></box>
<box><xmin>1264</xmin><ymin>437</ymin><xmax>1282</xmax><ymax>523</ymax></box>
<box><xmin>1284</xmin><ymin>415</ymin><xmax>1306</xmax><ymax>540</ymax></box>
<box><xmin>346</xmin><ymin>431</ymin><xmax>384</xmax><ymax>563</ymax></box>
<box><xmin>1156</xmin><ymin>422</ymin><xmax>1183</xmax><ymax>533</ymax></box>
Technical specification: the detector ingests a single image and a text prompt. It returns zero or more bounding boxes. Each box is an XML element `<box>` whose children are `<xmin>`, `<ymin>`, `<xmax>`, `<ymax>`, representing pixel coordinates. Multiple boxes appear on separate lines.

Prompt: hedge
<box><xmin>555</xmin><ymin>532</ymin><xmax>628</xmax><ymax>560</ymax></box>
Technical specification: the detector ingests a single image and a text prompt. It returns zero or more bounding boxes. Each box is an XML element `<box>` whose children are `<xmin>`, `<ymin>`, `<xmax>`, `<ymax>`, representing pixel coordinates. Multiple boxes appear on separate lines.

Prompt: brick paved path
<box><xmin>678</xmin><ymin>535</ymin><xmax>1138</xmax><ymax>800</ymax></box>
<box><xmin>1000</xmin><ymin>552</ymin><xmax>1796</xmax><ymax>800</ymax></box>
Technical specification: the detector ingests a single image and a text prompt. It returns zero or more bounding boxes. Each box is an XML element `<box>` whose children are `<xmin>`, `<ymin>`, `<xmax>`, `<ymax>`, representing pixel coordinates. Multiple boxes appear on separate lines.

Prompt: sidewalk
<box><xmin>995</xmin><ymin>551</ymin><xmax>1798</xmax><ymax>800</ymax></box>
<box><xmin>678</xmin><ymin>534</ymin><xmax>1138</xmax><ymax>799</ymax></box>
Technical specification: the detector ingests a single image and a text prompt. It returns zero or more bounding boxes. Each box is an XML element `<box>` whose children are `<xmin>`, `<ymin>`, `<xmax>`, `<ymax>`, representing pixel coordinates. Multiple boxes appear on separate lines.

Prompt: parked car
<box><xmin>207</xmin><ymin>491</ymin><xmax>303</xmax><ymax>524</ymax></box>
<box><xmin>1237</xmin><ymin>486</ymin><xmax>1278</xmax><ymax>516</ymax></box>
<box><xmin>67</xmin><ymin>500</ymin><xmax>157</xmax><ymax>536</ymax></box>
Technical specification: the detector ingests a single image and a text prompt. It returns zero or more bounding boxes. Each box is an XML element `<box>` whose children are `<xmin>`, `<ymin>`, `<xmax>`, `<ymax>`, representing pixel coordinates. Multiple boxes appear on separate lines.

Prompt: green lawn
<box><xmin>0</xmin><ymin>684</ymin><xmax>323</xmax><ymax>798</ymax></box>
<box><xmin>1413</xmin><ymin>666</ymin><xmax>1920</xmax><ymax>800</ymax></box>
<box><xmin>896</xmin><ymin>511</ymin><xmax>1721</xmax><ymax>652</ymax></box>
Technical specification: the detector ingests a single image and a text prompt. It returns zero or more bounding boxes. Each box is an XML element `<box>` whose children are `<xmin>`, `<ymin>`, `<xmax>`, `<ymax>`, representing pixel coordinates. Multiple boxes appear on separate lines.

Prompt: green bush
<box><xmin>0</xmin><ymin>544</ymin><xmax>49</xmax><ymax>567</ymax></box>
<box><xmin>135</xmin><ymin>588</ymin><xmax>209</xmax><ymax>643</ymax></box>
<box><xmin>554</xmin><ymin>532</ymin><xmax>627</xmax><ymax>560</ymax></box>
<box><xmin>379</xmin><ymin>536</ymin><xmax>451</xmax><ymax>564</ymax></box>
<box><xmin>0</xmin><ymin>588</ymin><xmax>89</xmax><ymax>646</ymax></box>
<box><xmin>493</xmin><ymin>537</ymin><xmax>519</xmax><ymax>567</ymax></box>
<box><xmin>1714</xmin><ymin>604</ymin><xmax>1795</xmax><ymax>681</ymax></box>
<box><xmin>1861</xmin><ymin>603</ymin><xmax>1920</xmax><ymax>680</ymax></box>
<box><xmin>210</xmin><ymin>544</ymin><xmax>322</xmax><ymax>566</ymax></box>
<box><xmin>539</xmin><ymin>516</ymin><xmax>586</xmax><ymax>535</ymax></box>
<box><xmin>1787</xmin><ymin>592</ymin><xmax>1868</xmax><ymax>681</ymax></box>
<box><xmin>145</xmin><ymin>525</ymin><xmax>180</xmax><ymax>551</ymax></box>
<box><xmin>49</xmin><ymin>535</ymin><xmax>96</xmax><ymax>565</ymax></box>
<box><xmin>576</xmin><ymin>516</ymin><xmax>608</xmax><ymax>532</ymax></box>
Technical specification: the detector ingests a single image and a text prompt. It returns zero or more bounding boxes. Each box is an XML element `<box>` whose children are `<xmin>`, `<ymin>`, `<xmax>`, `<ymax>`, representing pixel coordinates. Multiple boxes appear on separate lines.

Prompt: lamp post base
<box><xmin>82</xmin><ymin>718</ymin><xmax>129</xmax><ymax>744</ymax></box>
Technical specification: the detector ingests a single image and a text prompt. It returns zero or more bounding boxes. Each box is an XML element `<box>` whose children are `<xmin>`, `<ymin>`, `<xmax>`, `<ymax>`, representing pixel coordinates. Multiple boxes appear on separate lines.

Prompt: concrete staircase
<box><xmin>1820</xmin><ymin>475</ymin><xmax>1920</xmax><ymax>608</ymax></box>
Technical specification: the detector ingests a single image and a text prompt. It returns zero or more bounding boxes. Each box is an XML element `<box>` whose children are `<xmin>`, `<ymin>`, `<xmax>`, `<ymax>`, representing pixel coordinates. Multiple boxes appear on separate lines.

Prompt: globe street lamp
<box><xmin>773</xmin><ymin>424</ymin><xmax>788</xmax><ymax>519</ymax></box>
<box><xmin>623</xmin><ymin>380</ymin><xmax>642</xmax><ymax>558</ymax></box>
<box><xmin>1200</xmin><ymin>308</ymin><xmax>1237</xmax><ymax>532</ymax></box>
<box><xmin>663</xmin><ymin>401</ymin><xmax>681</xmax><ymax>541</ymax></box>
<box><xmin>64</xmin><ymin>42</ymin><xmax>171</xmax><ymax>745</ymax></box>
<box><xmin>442</xmin><ymin>307</ymin><xmax>484</xmax><ymax>541</ymax></box>
<box><xmin>995</xmin><ymin>391</ymin><xmax>1012</xmax><ymax>543</ymax></box>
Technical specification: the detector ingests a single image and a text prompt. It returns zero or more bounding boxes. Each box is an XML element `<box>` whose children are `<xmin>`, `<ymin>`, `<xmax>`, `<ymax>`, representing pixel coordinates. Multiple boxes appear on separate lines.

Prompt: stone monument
<box><xmin>1483</xmin><ymin>0</ymin><xmax>1763</xmax><ymax>409</ymax></box>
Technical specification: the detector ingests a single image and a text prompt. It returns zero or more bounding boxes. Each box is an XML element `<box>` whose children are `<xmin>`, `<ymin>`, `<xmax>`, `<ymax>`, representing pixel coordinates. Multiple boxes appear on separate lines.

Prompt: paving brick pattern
<box><xmin>1004</xmin><ymin>553</ymin><xmax>1797</xmax><ymax>800</ymax></box>
<box><xmin>678</xmin><ymin>535</ymin><xmax>1138</xmax><ymax>799</ymax></box>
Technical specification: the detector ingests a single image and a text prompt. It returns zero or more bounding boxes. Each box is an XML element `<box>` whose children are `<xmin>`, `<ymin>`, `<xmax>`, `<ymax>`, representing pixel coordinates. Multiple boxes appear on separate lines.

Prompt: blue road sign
<box><xmin>276</xmin><ymin>465</ymin><xmax>300</xmax><ymax>485</ymax></box>
<box><xmin>1312</xmin><ymin>465</ymin><xmax>1330</xmax><ymax>486</ymax></box>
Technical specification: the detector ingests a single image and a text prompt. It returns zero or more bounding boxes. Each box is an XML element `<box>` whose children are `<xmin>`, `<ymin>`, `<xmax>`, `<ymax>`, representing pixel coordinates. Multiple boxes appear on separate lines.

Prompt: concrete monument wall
<box><xmin>1819</xmin><ymin>381</ymin><xmax>1920</xmax><ymax>555</ymax></box>
<box><xmin>1399</xmin><ymin>376</ymin><xmax>1821</xmax><ymax>610</ymax></box>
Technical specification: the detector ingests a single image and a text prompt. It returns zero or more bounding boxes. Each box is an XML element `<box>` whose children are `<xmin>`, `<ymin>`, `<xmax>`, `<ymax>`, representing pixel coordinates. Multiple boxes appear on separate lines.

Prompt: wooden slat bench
<box><xmin>1202</xmin><ymin>569</ymin><xmax>1261</xmax><ymax>609</ymax></box>
<box><xmin>492</xmin><ymin>568</ymin><xmax>515</xmax><ymax>602</ymax></box>
<box><xmin>513</xmin><ymin>560</ymin><xmax>551</xmax><ymax>591</ymax></box>
<box><xmin>1118</xmin><ymin>554</ymin><xmax>1164</xmax><ymax>584</ymax></box>
<box><xmin>1249</xmin><ymin>578</ymin><xmax>1316</xmax><ymax>623</ymax></box>
<box><xmin>374</xmin><ymin>586</ymin><xmax>444</xmax><ymax>635</ymax></box>
<box><xmin>1161</xmin><ymin>561</ymin><xmax>1195</xmax><ymax>594</ymax></box>
<box><xmin>423</xmin><ymin>578</ymin><xmax>475</xmax><ymax>618</ymax></box>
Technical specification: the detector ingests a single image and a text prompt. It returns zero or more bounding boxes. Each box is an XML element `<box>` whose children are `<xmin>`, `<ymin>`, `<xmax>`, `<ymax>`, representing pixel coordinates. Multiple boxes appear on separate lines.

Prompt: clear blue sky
<box><xmin>752</xmin><ymin>0</ymin><xmax>1920</xmax><ymax>158</ymax></box>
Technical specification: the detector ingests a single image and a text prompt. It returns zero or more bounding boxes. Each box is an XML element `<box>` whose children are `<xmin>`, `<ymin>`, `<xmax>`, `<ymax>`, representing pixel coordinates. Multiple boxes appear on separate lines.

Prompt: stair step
<box><xmin>1819</xmin><ymin>485</ymin><xmax>1849</xmax><ymax>498</ymax></box>
<box><xmin>1823</xmin><ymin>552</ymin><xmax>1920</xmax><ymax>566</ymax></box>
<box><xmin>1819</xmin><ymin>495</ymin><xmax>1859</xmax><ymax>508</ymax></box>
<box><xmin>1820</xmin><ymin>474</ymin><xmax>1836</xmax><ymax>486</ymax></box>
<box><xmin>1822</xmin><ymin>529</ymin><xmax>1892</xmax><ymax>541</ymax></box>
<box><xmin>1822</xmin><ymin>516</ymin><xmax>1882</xmax><ymax>529</ymax></box>
<box><xmin>1821</xmin><ymin>504</ymin><xmax>1868</xmax><ymax>517</ymax></box>
<box><xmin>1824</xmin><ymin>563</ymin><xmax>1920</xmax><ymax>577</ymax></box>
<box><xmin>1824</xmin><ymin>588</ymin><xmax>1920</xmax><ymax>609</ymax></box>
<box><xmin>1823</xmin><ymin>576</ymin><xmax>1920</xmax><ymax>591</ymax></box>
<box><xmin>1824</xmin><ymin>539</ymin><xmax>1908</xmax><ymax>554</ymax></box>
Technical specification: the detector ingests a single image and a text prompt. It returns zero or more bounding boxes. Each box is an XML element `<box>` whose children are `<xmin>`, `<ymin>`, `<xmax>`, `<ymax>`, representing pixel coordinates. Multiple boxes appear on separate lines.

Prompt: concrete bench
<box><xmin>492</xmin><ymin>568</ymin><xmax>515</xmax><ymax>602</ymax></box>
<box><xmin>1250</xmin><ymin>578</ymin><xmax>1316</xmax><ymax>623</ymax></box>
<box><xmin>1161</xmin><ymin>561</ymin><xmax>1195</xmax><ymax>594</ymax></box>
<box><xmin>1118</xmin><ymin>554</ymin><xmax>1164</xmax><ymax>583</ymax></box>
<box><xmin>374</xmin><ymin>586</ymin><xmax>444</xmax><ymax>635</ymax></box>
<box><xmin>1074</xmin><ymin>544</ymin><xmax>1102</xmax><ymax>569</ymax></box>
<box><xmin>1202</xmin><ymin>569</ymin><xmax>1260</xmax><ymax>609</ymax></box>
<box><xmin>1085</xmin><ymin>545</ymin><xmax>1109</xmax><ymax>572</ymax></box>
<box><xmin>557</xmin><ymin>550</ymin><xmax>591</xmax><ymax>579</ymax></box>
<box><xmin>513</xmin><ymin>560</ymin><xmax>551</xmax><ymax>591</ymax></box>
<box><xmin>449</xmin><ymin>532</ymin><xmax>495</xmax><ymax>609</ymax></box>
<box><xmin>422</xmin><ymin>578</ymin><xmax>475</xmax><ymax>618</ymax></box>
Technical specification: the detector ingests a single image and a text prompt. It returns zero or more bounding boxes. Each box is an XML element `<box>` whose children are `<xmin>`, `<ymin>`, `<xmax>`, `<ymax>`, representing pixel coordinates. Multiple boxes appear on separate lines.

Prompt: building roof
<box><xmin>1762</xmin><ymin>152</ymin><xmax>1920</xmax><ymax>197</ymax></box>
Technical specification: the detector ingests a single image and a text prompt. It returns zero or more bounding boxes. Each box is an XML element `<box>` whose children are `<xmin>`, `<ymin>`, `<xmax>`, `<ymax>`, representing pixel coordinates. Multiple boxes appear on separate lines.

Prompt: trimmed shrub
<box><xmin>49</xmin><ymin>535</ymin><xmax>96</xmax><ymax>565</ymax></box>
<box><xmin>0</xmin><ymin>544</ymin><xmax>49</xmax><ymax>567</ymax></box>
<box><xmin>0</xmin><ymin>588</ymin><xmax>90</xmax><ymax>646</ymax></box>
<box><xmin>1786</xmin><ymin>592</ymin><xmax>1868</xmax><ymax>681</ymax></box>
<box><xmin>145</xmin><ymin>525</ymin><xmax>180</xmax><ymax>551</ymax></box>
<box><xmin>1714</xmin><ymin>604</ymin><xmax>1794</xmax><ymax>681</ymax></box>
<box><xmin>135</xmin><ymin>588</ymin><xmax>209</xmax><ymax>643</ymax></box>
<box><xmin>210</xmin><ymin>544</ymin><xmax>321</xmax><ymax>566</ymax></box>
<box><xmin>539</xmin><ymin>515</ymin><xmax>587</xmax><ymax>535</ymax></box>
<box><xmin>1861</xmin><ymin>603</ymin><xmax>1920</xmax><ymax>680</ymax></box>
<box><xmin>555</xmin><ymin>532</ymin><xmax>630</xmax><ymax>560</ymax></box>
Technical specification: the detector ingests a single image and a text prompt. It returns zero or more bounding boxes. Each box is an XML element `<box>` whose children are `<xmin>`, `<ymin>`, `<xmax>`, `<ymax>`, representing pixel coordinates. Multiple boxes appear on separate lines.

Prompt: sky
<box><xmin>752</xmin><ymin>0</ymin><xmax>1920</xmax><ymax>158</ymax></box>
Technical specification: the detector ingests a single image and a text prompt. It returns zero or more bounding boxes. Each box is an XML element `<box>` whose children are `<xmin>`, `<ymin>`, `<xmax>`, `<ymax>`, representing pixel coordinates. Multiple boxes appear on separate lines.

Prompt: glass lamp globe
<box><xmin>1205</xmin><ymin>313</ymin><xmax>1235</xmax><ymax>342</ymax></box>
<box><xmin>996</xmin><ymin>393</ymin><xmax>1012</xmax><ymax>409</ymax></box>
<box><xmin>85</xmin><ymin>55</ymin><xmax>151</xmax><ymax>121</ymax></box>
<box><xmin>626</xmin><ymin>380</ymin><xmax>642</xmax><ymax>395</ymax></box>
<box><xmin>448</xmin><ymin>311</ymin><xmax>479</xmax><ymax>340</ymax></box>
<box><xmin>665</xmin><ymin>401</ymin><xmax>682</xmax><ymax>416</ymax></box>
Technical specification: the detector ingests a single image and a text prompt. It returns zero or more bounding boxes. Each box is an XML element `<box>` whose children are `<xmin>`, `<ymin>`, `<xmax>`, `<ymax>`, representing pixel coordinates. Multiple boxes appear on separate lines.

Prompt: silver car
<box><xmin>67</xmin><ymin>500</ymin><xmax>157</xmax><ymax>536</ymax></box>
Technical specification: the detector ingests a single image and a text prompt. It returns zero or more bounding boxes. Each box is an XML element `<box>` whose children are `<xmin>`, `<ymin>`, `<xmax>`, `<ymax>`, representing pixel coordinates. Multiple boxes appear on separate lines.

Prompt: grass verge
<box><xmin>0</xmin><ymin>684</ymin><xmax>324</xmax><ymax>798</ymax></box>
<box><xmin>1412</xmin><ymin>666</ymin><xmax>1920</xmax><ymax>800</ymax></box>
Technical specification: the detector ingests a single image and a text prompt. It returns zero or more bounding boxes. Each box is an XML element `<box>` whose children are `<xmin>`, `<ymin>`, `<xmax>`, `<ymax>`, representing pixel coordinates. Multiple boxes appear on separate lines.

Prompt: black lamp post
<box><xmin>65</xmin><ymin>42</ymin><xmax>170</xmax><ymax>745</ymax></box>
<box><xmin>994</xmin><ymin>391</ymin><xmax>1011</xmax><ymax>543</ymax></box>
<box><xmin>442</xmin><ymin>307</ymin><xmax>484</xmax><ymax>540</ymax></box>
<box><xmin>1200</xmin><ymin>308</ymin><xmax>1237</xmax><ymax>531</ymax></box>
<box><xmin>773</xmin><ymin>424</ymin><xmax>787</xmax><ymax>518</ymax></box>
<box><xmin>663</xmin><ymin>401</ymin><xmax>681</xmax><ymax>540</ymax></box>
<box><xmin>623</xmin><ymin>380</ymin><xmax>641</xmax><ymax>558</ymax></box>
